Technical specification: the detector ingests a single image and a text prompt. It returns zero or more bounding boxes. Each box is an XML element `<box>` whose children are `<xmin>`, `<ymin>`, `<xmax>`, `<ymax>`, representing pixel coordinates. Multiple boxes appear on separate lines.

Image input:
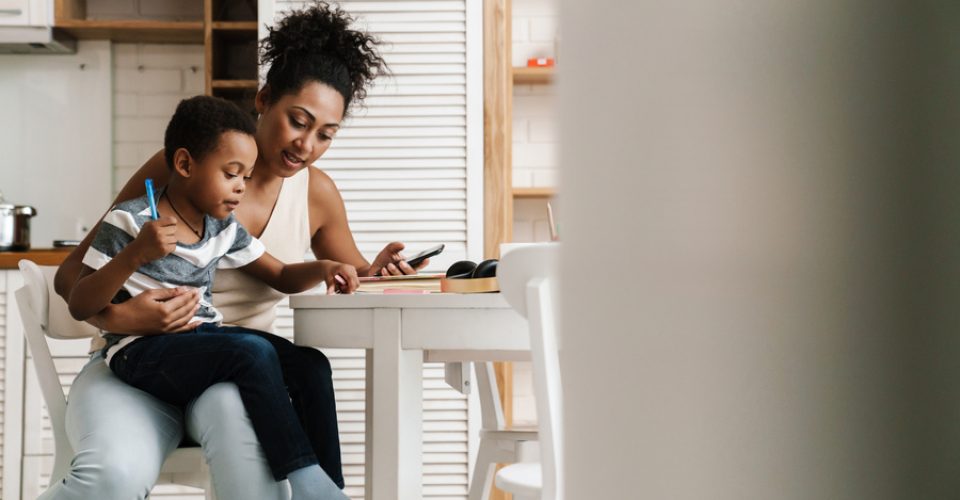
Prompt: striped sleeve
<box><xmin>82</xmin><ymin>209</ymin><xmax>137</xmax><ymax>271</ymax></box>
<box><xmin>217</xmin><ymin>222</ymin><xmax>265</xmax><ymax>269</ymax></box>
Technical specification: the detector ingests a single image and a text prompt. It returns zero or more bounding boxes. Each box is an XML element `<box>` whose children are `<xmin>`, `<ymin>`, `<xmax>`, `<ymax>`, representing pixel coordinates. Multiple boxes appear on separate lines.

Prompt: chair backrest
<box><xmin>15</xmin><ymin>260</ymin><xmax>90</xmax><ymax>481</ymax></box>
<box><xmin>498</xmin><ymin>243</ymin><xmax>563</xmax><ymax>500</ymax></box>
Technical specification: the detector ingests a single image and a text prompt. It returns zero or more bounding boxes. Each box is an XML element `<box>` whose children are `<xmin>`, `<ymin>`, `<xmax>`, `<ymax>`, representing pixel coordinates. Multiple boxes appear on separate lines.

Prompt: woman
<box><xmin>50</xmin><ymin>3</ymin><xmax>424</xmax><ymax>499</ymax></box>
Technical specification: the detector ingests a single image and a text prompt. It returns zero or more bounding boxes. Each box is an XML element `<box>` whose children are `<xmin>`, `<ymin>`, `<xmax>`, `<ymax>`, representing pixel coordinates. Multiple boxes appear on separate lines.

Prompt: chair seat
<box><xmin>495</xmin><ymin>462</ymin><xmax>542</xmax><ymax>496</ymax></box>
<box><xmin>480</xmin><ymin>427</ymin><xmax>538</xmax><ymax>442</ymax></box>
<box><xmin>160</xmin><ymin>446</ymin><xmax>206</xmax><ymax>474</ymax></box>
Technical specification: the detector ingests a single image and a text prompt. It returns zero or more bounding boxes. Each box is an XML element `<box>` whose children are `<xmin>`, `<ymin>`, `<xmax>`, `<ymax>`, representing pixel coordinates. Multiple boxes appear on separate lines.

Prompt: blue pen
<box><xmin>145</xmin><ymin>179</ymin><xmax>159</xmax><ymax>220</ymax></box>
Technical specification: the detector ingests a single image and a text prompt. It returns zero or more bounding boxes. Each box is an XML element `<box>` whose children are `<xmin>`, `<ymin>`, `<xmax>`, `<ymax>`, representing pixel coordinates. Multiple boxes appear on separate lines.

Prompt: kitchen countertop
<box><xmin>0</xmin><ymin>248</ymin><xmax>74</xmax><ymax>269</ymax></box>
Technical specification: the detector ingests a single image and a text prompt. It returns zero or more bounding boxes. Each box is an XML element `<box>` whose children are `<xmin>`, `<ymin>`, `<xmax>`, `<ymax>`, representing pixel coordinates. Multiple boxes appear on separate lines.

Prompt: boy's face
<box><xmin>186</xmin><ymin>131</ymin><xmax>258</xmax><ymax>219</ymax></box>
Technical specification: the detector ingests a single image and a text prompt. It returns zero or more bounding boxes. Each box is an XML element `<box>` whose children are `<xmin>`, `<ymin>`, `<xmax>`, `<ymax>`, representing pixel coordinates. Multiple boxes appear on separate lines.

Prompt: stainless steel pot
<box><xmin>0</xmin><ymin>191</ymin><xmax>37</xmax><ymax>251</ymax></box>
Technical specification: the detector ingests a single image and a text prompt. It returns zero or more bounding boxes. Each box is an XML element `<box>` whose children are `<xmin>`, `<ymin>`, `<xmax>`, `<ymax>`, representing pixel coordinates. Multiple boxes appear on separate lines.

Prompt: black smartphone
<box><xmin>404</xmin><ymin>244</ymin><xmax>445</xmax><ymax>269</ymax></box>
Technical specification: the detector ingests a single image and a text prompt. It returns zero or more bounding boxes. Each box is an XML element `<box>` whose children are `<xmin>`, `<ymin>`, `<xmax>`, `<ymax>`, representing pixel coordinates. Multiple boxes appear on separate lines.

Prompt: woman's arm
<box><xmin>55</xmin><ymin>150</ymin><xmax>202</xmax><ymax>333</ymax></box>
<box><xmin>307</xmin><ymin>168</ymin><xmax>428</xmax><ymax>277</ymax></box>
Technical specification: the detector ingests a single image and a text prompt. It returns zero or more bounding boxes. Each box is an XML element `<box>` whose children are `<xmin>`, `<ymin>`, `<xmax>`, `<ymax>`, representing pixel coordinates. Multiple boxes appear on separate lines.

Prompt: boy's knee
<box><xmin>234</xmin><ymin>335</ymin><xmax>278</xmax><ymax>365</ymax></box>
<box><xmin>300</xmin><ymin>347</ymin><xmax>333</xmax><ymax>376</ymax></box>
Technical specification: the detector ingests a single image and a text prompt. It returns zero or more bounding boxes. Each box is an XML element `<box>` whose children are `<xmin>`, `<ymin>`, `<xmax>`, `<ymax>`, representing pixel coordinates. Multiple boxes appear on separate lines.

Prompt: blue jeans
<box><xmin>110</xmin><ymin>324</ymin><xmax>343</xmax><ymax>485</ymax></box>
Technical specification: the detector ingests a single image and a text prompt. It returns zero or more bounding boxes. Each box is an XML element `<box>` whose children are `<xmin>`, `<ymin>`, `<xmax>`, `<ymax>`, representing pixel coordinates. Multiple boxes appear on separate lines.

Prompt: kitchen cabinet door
<box><xmin>0</xmin><ymin>0</ymin><xmax>30</xmax><ymax>26</ymax></box>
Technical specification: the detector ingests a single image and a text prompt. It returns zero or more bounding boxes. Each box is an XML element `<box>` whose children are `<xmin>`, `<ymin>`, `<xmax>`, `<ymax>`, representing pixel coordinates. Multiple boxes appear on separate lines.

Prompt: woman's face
<box><xmin>254</xmin><ymin>81</ymin><xmax>346</xmax><ymax>177</ymax></box>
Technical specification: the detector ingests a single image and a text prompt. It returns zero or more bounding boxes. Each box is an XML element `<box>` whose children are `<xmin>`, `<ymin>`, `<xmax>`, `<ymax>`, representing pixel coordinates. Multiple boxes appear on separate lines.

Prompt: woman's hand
<box><xmin>100</xmin><ymin>287</ymin><xmax>202</xmax><ymax>334</ymax></box>
<box><xmin>324</xmin><ymin>262</ymin><xmax>359</xmax><ymax>294</ymax></box>
<box><xmin>367</xmin><ymin>242</ymin><xmax>429</xmax><ymax>277</ymax></box>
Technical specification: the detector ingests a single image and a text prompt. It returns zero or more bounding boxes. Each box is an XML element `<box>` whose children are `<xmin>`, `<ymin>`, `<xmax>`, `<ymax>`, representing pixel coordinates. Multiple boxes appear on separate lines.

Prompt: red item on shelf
<box><xmin>527</xmin><ymin>57</ymin><xmax>555</xmax><ymax>68</ymax></box>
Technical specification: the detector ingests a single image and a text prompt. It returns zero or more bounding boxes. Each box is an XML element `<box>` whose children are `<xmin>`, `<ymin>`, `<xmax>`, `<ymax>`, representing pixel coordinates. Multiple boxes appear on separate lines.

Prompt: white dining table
<box><xmin>290</xmin><ymin>292</ymin><xmax>530</xmax><ymax>500</ymax></box>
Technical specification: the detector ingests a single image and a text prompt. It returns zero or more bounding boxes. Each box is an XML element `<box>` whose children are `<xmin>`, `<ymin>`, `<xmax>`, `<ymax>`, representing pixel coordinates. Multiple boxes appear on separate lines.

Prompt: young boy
<box><xmin>68</xmin><ymin>96</ymin><xmax>353</xmax><ymax>500</ymax></box>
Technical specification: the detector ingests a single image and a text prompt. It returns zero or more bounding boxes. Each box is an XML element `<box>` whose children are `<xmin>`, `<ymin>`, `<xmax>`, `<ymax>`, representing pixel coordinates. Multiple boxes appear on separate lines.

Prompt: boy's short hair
<box><xmin>163</xmin><ymin>96</ymin><xmax>257</xmax><ymax>169</ymax></box>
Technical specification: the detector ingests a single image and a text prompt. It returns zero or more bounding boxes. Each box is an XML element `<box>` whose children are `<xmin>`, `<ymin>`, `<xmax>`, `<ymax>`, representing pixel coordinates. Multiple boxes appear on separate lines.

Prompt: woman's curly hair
<box><xmin>260</xmin><ymin>1</ymin><xmax>387</xmax><ymax>113</ymax></box>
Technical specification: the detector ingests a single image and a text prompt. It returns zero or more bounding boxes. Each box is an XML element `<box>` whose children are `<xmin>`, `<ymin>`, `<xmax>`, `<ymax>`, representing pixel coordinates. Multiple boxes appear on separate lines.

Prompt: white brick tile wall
<box><xmin>112</xmin><ymin>43</ymin><xmax>205</xmax><ymax>196</ymax></box>
<box><xmin>511</xmin><ymin>0</ymin><xmax>559</xmax><ymax>427</ymax></box>
<box><xmin>528</xmin><ymin>16</ymin><xmax>557</xmax><ymax>43</ymax></box>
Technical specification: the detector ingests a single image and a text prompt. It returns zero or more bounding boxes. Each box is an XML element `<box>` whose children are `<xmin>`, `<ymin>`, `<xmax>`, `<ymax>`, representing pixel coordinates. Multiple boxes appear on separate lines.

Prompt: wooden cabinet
<box><xmin>53</xmin><ymin>0</ymin><xmax>261</xmax><ymax>112</ymax></box>
<box><xmin>206</xmin><ymin>0</ymin><xmax>259</xmax><ymax>113</ymax></box>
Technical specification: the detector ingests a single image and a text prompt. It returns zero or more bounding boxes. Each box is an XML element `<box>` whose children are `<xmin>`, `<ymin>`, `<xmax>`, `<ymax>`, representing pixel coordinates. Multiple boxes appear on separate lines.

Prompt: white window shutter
<box><xmin>276</xmin><ymin>1</ymin><xmax>483</xmax><ymax>499</ymax></box>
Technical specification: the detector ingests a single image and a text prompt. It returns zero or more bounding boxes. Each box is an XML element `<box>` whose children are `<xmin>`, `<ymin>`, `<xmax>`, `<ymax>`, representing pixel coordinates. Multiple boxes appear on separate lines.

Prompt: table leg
<box><xmin>368</xmin><ymin>309</ymin><xmax>423</xmax><ymax>500</ymax></box>
<box><xmin>365</xmin><ymin>347</ymin><xmax>374</xmax><ymax>500</ymax></box>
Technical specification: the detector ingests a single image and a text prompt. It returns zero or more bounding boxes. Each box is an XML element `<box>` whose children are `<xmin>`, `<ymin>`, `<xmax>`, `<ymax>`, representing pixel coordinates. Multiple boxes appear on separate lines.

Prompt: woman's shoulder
<box><xmin>305</xmin><ymin>166</ymin><xmax>348</xmax><ymax>233</ymax></box>
<box><xmin>306</xmin><ymin>167</ymin><xmax>346</xmax><ymax>207</ymax></box>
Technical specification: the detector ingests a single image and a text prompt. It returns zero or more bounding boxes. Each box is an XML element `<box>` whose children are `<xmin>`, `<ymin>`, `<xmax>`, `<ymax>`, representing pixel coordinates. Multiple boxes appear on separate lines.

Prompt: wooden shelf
<box><xmin>512</xmin><ymin>66</ymin><xmax>555</xmax><ymax>85</ymax></box>
<box><xmin>212</xmin><ymin>79</ymin><xmax>258</xmax><ymax>89</ymax></box>
<box><xmin>54</xmin><ymin>20</ymin><xmax>204</xmax><ymax>44</ymax></box>
<box><xmin>211</xmin><ymin>21</ymin><xmax>257</xmax><ymax>30</ymax></box>
<box><xmin>512</xmin><ymin>187</ymin><xmax>556</xmax><ymax>199</ymax></box>
<box><xmin>0</xmin><ymin>248</ymin><xmax>73</xmax><ymax>269</ymax></box>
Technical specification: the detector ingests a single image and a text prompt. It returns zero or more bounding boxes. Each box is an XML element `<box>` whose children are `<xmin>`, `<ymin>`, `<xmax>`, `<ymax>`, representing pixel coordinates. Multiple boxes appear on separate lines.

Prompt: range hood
<box><xmin>0</xmin><ymin>26</ymin><xmax>76</xmax><ymax>54</ymax></box>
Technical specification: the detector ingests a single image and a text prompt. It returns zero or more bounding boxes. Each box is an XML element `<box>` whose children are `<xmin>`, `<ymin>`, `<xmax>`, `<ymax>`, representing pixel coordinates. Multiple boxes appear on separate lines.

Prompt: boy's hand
<box><xmin>325</xmin><ymin>262</ymin><xmax>359</xmax><ymax>295</ymax></box>
<box><xmin>129</xmin><ymin>216</ymin><xmax>178</xmax><ymax>266</ymax></box>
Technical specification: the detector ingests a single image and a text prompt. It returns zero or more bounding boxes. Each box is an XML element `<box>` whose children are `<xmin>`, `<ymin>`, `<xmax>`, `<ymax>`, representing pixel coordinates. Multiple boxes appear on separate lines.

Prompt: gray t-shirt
<box><xmin>82</xmin><ymin>192</ymin><xmax>265</xmax><ymax>362</ymax></box>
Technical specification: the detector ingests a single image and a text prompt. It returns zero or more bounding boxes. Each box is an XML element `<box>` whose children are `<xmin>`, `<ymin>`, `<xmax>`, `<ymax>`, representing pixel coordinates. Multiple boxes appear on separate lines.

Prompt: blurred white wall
<box><xmin>558</xmin><ymin>2</ymin><xmax>960</xmax><ymax>499</ymax></box>
<box><xmin>0</xmin><ymin>41</ymin><xmax>111</xmax><ymax>246</ymax></box>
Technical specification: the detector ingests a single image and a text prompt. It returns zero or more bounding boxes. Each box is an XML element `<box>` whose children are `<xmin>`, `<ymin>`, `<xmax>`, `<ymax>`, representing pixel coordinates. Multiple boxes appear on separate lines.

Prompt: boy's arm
<box><xmin>68</xmin><ymin>251</ymin><xmax>143</xmax><ymax>321</ymax></box>
<box><xmin>239</xmin><ymin>252</ymin><xmax>360</xmax><ymax>295</ymax></box>
<box><xmin>69</xmin><ymin>216</ymin><xmax>179</xmax><ymax>321</ymax></box>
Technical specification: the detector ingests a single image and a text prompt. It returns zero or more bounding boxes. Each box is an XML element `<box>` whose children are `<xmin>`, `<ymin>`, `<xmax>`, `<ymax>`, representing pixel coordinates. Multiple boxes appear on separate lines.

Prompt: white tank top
<box><xmin>212</xmin><ymin>168</ymin><xmax>313</xmax><ymax>333</ymax></box>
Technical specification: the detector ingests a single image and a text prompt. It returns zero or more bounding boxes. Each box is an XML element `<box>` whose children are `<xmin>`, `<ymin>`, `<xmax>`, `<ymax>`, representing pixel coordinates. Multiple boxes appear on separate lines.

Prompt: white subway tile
<box><xmin>511</xmin><ymin>167</ymin><xmax>534</xmax><ymax>187</ymax></box>
<box><xmin>528</xmin><ymin>118</ymin><xmax>556</xmax><ymax>143</ymax></box>
<box><xmin>513</xmin><ymin>143</ymin><xmax>556</xmax><ymax>168</ymax></box>
<box><xmin>139</xmin><ymin>94</ymin><xmax>184</xmax><ymax>117</ymax></box>
<box><xmin>182</xmin><ymin>67</ymin><xmax>205</xmax><ymax>93</ymax></box>
<box><xmin>138</xmin><ymin>69</ymin><xmax>183</xmax><ymax>93</ymax></box>
<box><xmin>138</xmin><ymin>143</ymin><xmax>164</xmax><ymax>163</ymax></box>
<box><xmin>114</xmin><ymin>68</ymin><xmax>140</xmax><ymax>92</ymax></box>
<box><xmin>114</xmin><ymin>93</ymin><xmax>138</xmax><ymax>116</ymax></box>
<box><xmin>112</xmin><ymin>44</ymin><xmax>138</xmax><ymax>68</ymax></box>
<box><xmin>114</xmin><ymin>117</ymin><xmax>167</xmax><ymax>142</ymax></box>
<box><xmin>113</xmin><ymin>143</ymin><xmax>140</xmax><ymax>168</ymax></box>
<box><xmin>532</xmin><ymin>168</ymin><xmax>558</xmax><ymax>187</ymax></box>
<box><xmin>512</xmin><ymin>117</ymin><xmax>528</xmax><ymax>143</ymax></box>
<box><xmin>512</xmin><ymin>0</ymin><xmax>555</xmax><ymax>17</ymax></box>
<box><xmin>529</xmin><ymin>16</ymin><xmax>558</xmax><ymax>42</ymax></box>
<box><xmin>512</xmin><ymin>17</ymin><xmax>529</xmax><ymax>43</ymax></box>
<box><xmin>139</xmin><ymin>44</ymin><xmax>204</xmax><ymax>69</ymax></box>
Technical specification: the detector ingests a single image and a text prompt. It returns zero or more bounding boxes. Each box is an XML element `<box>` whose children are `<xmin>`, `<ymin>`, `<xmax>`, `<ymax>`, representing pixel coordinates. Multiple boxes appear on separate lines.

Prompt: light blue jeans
<box><xmin>38</xmin><ymin>352</ymin><xmax>289</xmax><ymax>500</ymax></box>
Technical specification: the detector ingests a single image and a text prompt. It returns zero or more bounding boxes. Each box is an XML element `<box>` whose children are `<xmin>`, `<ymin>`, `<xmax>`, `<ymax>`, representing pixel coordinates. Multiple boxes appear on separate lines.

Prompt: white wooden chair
<box><xmin>15</xmin><ymin>260</ymin><xmax>216</xmax><ymax>499</ymax></box>
<box><xmin>494</xmin><ymin>244</ymin><xmax>563</xmax><ymax>500</ymax></box>
<box><xmin>467</xmin><ymin>361</ymin><xmax>538</xmax><ymax>500</ymax></box>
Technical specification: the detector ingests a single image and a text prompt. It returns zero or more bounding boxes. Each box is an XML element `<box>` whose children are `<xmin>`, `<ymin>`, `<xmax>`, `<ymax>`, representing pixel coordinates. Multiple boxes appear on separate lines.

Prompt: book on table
<box><xmin>357</xmin><ymin>273</ymin><xmax>445</xmax><ymax>293</ymax></box>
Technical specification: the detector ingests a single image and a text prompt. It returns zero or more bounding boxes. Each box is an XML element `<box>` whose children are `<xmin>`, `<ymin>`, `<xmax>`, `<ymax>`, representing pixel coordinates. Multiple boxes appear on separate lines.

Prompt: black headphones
<box><xmin>445</xmin><ymin>259</ymin><xmax>499</xmax><ymax>279</ymax></box>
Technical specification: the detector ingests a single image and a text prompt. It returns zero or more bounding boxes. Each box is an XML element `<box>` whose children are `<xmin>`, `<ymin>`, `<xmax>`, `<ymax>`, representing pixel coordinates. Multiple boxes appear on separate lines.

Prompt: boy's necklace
<box><xmin>163</xmin><ymin>193</ymin><xmax>203</xmax><ymax>238</ymax></box>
